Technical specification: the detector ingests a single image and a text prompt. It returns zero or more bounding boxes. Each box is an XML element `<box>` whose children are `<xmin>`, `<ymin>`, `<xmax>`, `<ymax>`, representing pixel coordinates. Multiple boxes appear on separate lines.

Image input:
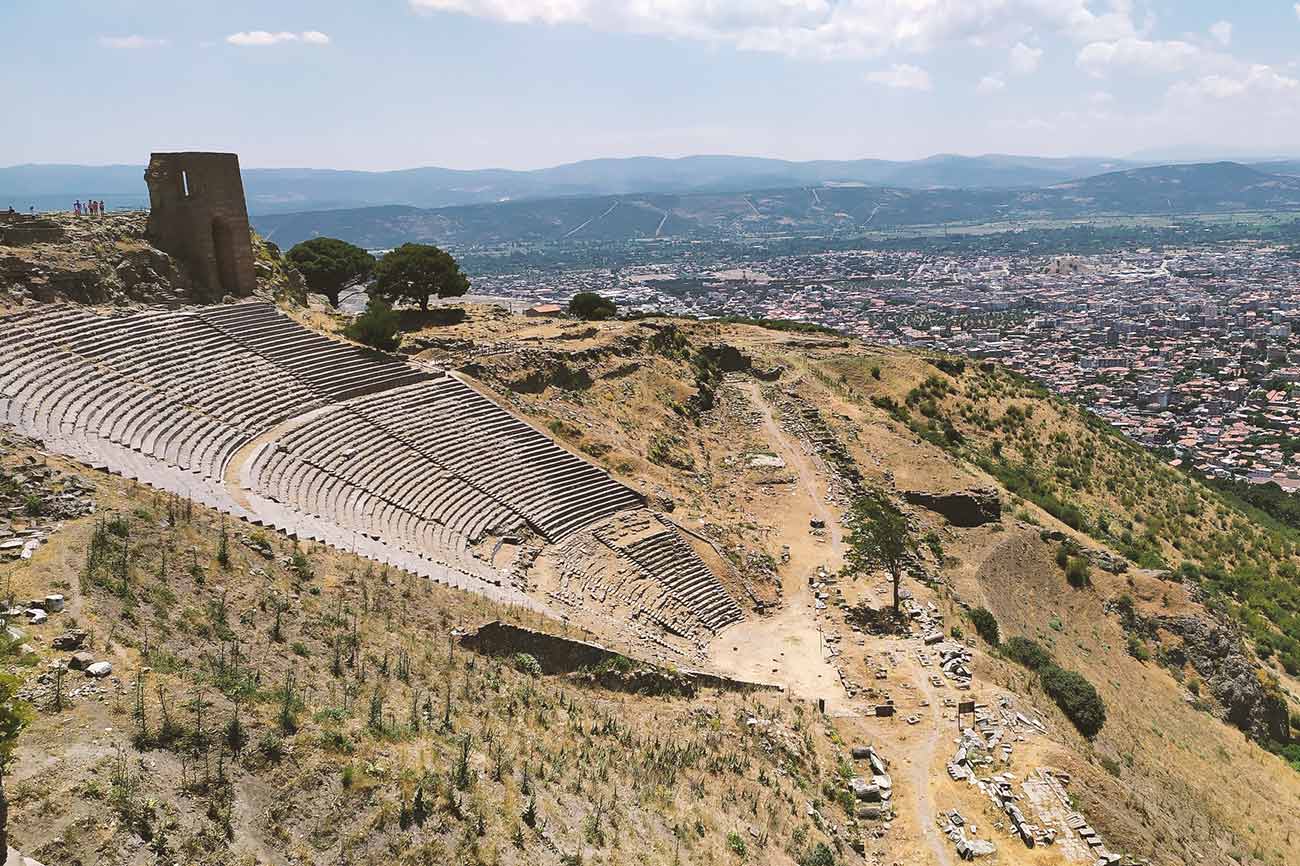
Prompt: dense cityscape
<box><xmin>466</xmin><ymin>239</ymin><xmax>1300</xmax><ymax>487</ymax></box>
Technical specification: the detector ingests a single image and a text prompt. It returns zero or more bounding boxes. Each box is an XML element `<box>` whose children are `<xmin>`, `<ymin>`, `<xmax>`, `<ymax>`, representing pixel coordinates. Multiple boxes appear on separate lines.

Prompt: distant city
<box><xmin>464</xmin><ymin>240</ymin><xmax>1300</xmax><ymax>488</ymax></box>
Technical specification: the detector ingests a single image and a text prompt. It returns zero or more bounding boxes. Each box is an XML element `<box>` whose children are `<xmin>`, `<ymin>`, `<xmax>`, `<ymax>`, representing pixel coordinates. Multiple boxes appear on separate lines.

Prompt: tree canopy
<box><xmin>286</xmin><ymin>237</ymin><xmax>375</xmax><ymax>307</ymax></box>
<box><xmin>568</xmin><ymin>291</ymin><xmax>617</xmax><ymax>320</ymax></box>
<box><xmin>842</xmin><ymin>490</ymin><xmax>920</xmax><ymax>610</ymax></box>
<box><xmin>372</xmin><ymin>243</ymin><xmax>469</xmax><ymax>310</ymax></box>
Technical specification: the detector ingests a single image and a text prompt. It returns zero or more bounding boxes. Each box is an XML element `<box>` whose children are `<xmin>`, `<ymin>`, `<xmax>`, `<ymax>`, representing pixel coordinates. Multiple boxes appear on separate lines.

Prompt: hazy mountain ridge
<box><xmin>252</xmin><ymin>161</ymin><xmax>1300</xmax><ymax>249</ymax></box>
<box><xmin>2</xmin><ymin>153</ymin><xmax>1149</xmax><ymax>215</ymax></box>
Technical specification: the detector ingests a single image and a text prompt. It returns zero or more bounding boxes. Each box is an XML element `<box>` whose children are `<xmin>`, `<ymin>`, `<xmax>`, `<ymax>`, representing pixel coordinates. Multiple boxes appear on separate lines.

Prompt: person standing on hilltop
<box><xmin>99</xmin><ymin>200</ymin><xmax>106</xmax><ymax>216</ymax></box>
<box><xmin>73</xmin><ymin>200</ymin><xmax>81</xmax><ymax>216</ymax></box>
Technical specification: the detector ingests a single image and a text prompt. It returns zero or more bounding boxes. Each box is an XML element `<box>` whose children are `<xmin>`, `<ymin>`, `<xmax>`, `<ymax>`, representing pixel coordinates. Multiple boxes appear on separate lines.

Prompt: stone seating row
<box><xmin>195</xmin><ymin>302</ymin><xmax>437</xmax><ymax>401</ymax></box>
<box><xmin>621</xmin><ymin>528</ymin><xmax>744</xmax><ymax>631</ymax></box>
<box><xmin>342</xmin><ymin>378</ymin><xmax>643</xmax><ymax>540</ymax></box>
<box><xmin>0</xmin><ymin>306</ymin><xmax>325</xmax><ymax>482</ymax></box>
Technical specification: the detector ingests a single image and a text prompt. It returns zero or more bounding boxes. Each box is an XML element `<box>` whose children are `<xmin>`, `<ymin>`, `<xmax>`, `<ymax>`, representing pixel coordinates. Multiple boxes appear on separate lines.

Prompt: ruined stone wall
<box><xmin>460</xmin><ymin>620</ymin><xmax>781</xmax><ymax>694</ymax></box>
<box><xmin>144</xmin><ymin>152</ymin><xmax>256</xmax><ymax>300</ymax></box>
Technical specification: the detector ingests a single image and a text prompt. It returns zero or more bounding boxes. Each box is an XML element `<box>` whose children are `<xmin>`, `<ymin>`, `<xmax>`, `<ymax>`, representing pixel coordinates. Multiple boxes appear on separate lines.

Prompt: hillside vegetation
<box><xmin>6</xmin><ymin>305</ymin><xmax>1300</xmax><ymax>866</ymax></box>
<box><xmin>4</xmin><ymin>441</ymin><xmax>850</xmax><ymax>866</ymax></box>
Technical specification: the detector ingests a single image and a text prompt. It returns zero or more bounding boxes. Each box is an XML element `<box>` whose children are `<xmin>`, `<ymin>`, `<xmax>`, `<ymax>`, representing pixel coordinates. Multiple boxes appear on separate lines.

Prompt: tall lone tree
<box><xmin>842</xmin><ymin>490</ymin><xmax>920</xmax><ymax>611</ymax></box>
<box><xmin>286</xmin><ymin>237</ymin><xmax>376</xmax><ymax>307</ymax></box>
<box><xmin>372</xmin><ymin>243</ymin><xmax>469</xmax><ymax>311</ymax></box>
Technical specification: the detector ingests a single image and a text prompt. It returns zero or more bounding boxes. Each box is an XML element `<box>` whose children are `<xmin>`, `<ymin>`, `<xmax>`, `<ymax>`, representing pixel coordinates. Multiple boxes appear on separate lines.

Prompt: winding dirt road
<box><xmin>711</xmin><ymin>382</ymin><xmax>955</xmax><ymax>865</ymax></box>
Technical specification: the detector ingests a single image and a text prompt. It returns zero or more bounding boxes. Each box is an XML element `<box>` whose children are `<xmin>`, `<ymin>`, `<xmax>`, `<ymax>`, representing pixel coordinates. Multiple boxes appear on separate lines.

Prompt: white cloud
<box><xmin>1009</xmin><ymin>41</ymin><xmax>1042</xmax><ymax>74</ymax></box>
<box><xmin>1171</xmin><ymin>64</ymin><xmax>1299</xmax><ymax>101</ymax></box>
<box><xmin>1295</xmin><ymin>3</ymin><xmax>1300</xmax><ymax>22</ymax></box>
<box><xmin>99</xmin><ymin>35</ymin><xmax>167</xmax><ymax>49</ymax></box>
<box><xmin>866</xmin><ymin>63</ymin><xmax>931</xmax><ymax>91</ymax></box>
<box><xmin>977</xmin><ymin>75</ymin><xmax>1005</xmax><ymax>94</ymax></box>
<box><xmin>1086</xmin><ymin>89</ymin><xmax>1113</xmax><ymax>104</ymax></box>
<box><xmin>409</xmin><ymin>0</ymin><xmax>1144</xmax><ymax>61</ymax></box>
<box><xmin>1077</xmin><ymin>37</ymin><xmax>1200</xmax><ymax>76</ymax></box>
<box><xmin>1209</xmin><ymin>20</ymin><xmax>1231</xmax><ymax>47</ymax></box>
<box><xmin>226</xmin><ymin>30</ymin><xmax>331</xmax><ymax>47</ymax></box>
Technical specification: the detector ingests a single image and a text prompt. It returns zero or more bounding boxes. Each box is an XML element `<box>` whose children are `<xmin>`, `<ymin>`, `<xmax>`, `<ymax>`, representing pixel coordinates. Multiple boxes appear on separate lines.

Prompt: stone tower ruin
<box><xmin>144</xmin><ymin>152</ymin><xmax>257</xmax><ymax>299</ymax></box>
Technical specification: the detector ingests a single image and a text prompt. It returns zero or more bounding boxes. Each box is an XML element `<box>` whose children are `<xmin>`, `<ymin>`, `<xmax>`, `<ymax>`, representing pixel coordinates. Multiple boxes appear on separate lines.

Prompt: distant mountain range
<box><xmin>7</xmin><ymin>156</ymin><xmax>1299</xmax><ymax>249</ymax></box>
<box><xmin>0</xmin><ymin>153</ymin><xmax>1171</xmax><ymax>215</ymax></box>
<box><xmin>249</xmin><ymin>161</ymin><xmax>1300</xmax><ymax>249</ymax></box>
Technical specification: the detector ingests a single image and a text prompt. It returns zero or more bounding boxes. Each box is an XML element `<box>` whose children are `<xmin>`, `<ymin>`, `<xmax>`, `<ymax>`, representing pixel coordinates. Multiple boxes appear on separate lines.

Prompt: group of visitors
<box><xmin>73</xmin><ymin>199</ymin><xmax>107</xmax><ymax>216</ymax></box>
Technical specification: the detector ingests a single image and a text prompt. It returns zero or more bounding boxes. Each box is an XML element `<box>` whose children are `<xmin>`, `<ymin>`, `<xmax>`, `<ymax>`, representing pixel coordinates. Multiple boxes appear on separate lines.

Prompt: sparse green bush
<box><xmin>1066</xmin><ymin>556</ymin><xmax>1091</xmax><ymax>588</ymax></box>
<box><xmin>727</xmin><ymin>832</ymin><xmax>747</xmax><ymax>856</ymax></box>
<box><xmin>799</xmin><ymin>842</ymin><xmax>835</xmax><ymax>866</ymax></box>
<box><xmin>344</xmin><ymin>297</ymin><xmax>401</xmax><ymax>352</ymax></box>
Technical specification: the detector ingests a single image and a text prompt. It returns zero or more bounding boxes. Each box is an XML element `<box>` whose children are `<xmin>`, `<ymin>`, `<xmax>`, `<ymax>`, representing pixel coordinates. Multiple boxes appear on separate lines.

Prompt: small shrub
<box><xmin>970</xmin><ymin>607</ymin><xmax>1000</xmax><ymax>646</ymax></box>
<box><xmin>259</xmin><ymin>731</ymin><xmax>285</xmax><ymax>763</ymax></box>
<box><xmin>344</xmin><ymin>298</ymin><xmax>401</xmax><ymax>352</ymax></box>
<box><xmin>1002</xmin><ymin>636</ymin><xmax>1053</xmax><ymax>671</ymax></box>
<box><xmin>799</xmin><ymin>843</ymin><xmax>835</xmax><ymax>866</ymax></box>
<box><xmin>726</xmin><ymin>832</ymin><xmax>747</xmax><ymax>856</ymax></box>
<box><xmin>1066</xmin><ymin>556</ymin><xmax>1091</xmax><ymax>588</ymax></box>
<box><xmin>512</xmin><ymin>653</ymin><xmax>542</xmax><ymax>676</ymax></box>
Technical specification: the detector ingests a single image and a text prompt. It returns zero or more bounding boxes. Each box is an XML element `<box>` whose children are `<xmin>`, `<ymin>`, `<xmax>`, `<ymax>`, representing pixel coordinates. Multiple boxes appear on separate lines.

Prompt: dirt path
<box><xmin>892</xmin><ymin>638</ymin><xmax>957</xmax><ymax>866</ymax></box>
<box><xmin>708</xmin><ymin>382</ymin><xmax>848</xmax><ymax>708</ymax></box>
<box><xmin>716</xmin><ymin>382</ymin><xmax>956</xmax><ymax>863</ymax></box>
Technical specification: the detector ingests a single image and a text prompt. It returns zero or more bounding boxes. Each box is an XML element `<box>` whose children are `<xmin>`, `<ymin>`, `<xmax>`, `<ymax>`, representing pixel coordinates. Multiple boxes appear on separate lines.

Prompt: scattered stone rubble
<box><xmin>846</xmin><ymin>744</ymin><xmax>895</xmax><ymax>826</ymax></box>
<box><xmin>942</xmin><ymin>697</ymin><xmax>1133</xmax><ymax>864</ymax></box>
<box><xmin>768</xmin><ymin>384</ymin><xmax>864</xmax><ymax>501</ymax></box>
<box><xmin>939</xmin><ymin>809</ymin><xmax>997</xmax><ymax>859</ymax></box>
<box><xmin>1</xmin><ymin>438</ymin><xmax>97</xmax><ymax>562</ymax></box>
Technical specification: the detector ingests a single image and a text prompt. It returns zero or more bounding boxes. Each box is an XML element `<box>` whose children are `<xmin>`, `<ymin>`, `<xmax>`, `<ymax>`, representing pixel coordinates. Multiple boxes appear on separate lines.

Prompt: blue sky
<box><xmin>4</xmin><ymin>1</ymin><xmax>1300</xmax><ymax>169</ymax></box>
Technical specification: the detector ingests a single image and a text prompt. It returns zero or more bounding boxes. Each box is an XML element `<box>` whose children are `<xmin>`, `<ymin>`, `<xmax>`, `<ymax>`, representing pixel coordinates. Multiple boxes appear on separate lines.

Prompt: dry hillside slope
<box><xmin>1</xmin><ymin>281</ymin><xmax>1299</xmax><ymax>866</ymax></box>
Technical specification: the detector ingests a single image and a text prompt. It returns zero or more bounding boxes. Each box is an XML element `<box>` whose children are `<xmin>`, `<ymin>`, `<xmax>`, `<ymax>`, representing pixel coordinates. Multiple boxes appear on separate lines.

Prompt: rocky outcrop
<box><xmin>697</xmin><ymin>343</ymin><xmax>752</xmax><ymax>374</ymax></box>
<box><xmin>1</xmin><ymin>212</ymin><xmax>304</xmax><ymax>307</ymax></box>
<box><xmin>1154</xmin><ymin>614</ymin><xmax>1290</xmax><ymax>745</ymax></box>
<box><xmin>902</xmin><ymin>487</ymin><xmax>1001</xmax><ymax>527</ymax></box>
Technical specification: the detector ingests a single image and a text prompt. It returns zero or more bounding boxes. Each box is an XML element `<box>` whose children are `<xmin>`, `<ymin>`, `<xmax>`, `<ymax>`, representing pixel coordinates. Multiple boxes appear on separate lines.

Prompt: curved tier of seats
<box><xmin>347</xmin><ymin>378</ymin><xmax>643</xmax><ymax>539</ymax></box>
<box><xmin>0</xmin><ymin>305</ymin><xmax>321</xmax><ymax>482</ymax></box>
<box><xmin>611</xmin><ymin>526</ymin><xmax>744</xmax><ymax>632</ymax></box>
<box><xmin>0</xmin><ymin>301</ymin><xmax>738</xmax><ymax>630</ymax></box>
<box><xmin>196</xmin><ymin>303</ymin><xmax>435</xmax><ymax>401</ymax></box>
<box><xmin>247</xmin><ymin>376</ymin><xmax>642</xmax><ymax>544</ymax></box>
